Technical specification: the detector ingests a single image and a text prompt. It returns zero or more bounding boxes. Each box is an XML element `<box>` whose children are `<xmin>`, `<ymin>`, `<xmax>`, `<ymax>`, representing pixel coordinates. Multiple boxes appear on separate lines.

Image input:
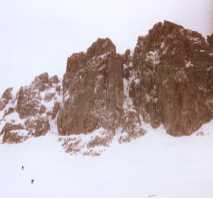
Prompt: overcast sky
<box><xmin>0</xmin><ymin>0</ymin><xmax>212</xmax><ymax>93</ymax></box>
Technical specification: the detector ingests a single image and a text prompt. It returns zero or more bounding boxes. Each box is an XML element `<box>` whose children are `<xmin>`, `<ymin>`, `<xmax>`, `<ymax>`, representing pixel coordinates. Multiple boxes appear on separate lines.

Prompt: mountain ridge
<box><xmin>0</xmin><ymin>20</ymin><xmax>213</xmax><ymax>155</ymax></box>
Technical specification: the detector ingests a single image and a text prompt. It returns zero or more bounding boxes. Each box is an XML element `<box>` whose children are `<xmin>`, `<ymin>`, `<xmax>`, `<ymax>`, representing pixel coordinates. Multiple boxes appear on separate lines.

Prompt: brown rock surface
<box><xmin>25</xmin><ymin>116</ymin><xmax>50</xmax><ymax>137</ymax></box>
<box><xmin>207</xmin><ymin>34</ymin><xmax>213</xmax><ymax>49</ymax></box>
<box><xmin>58</xmin><ymin>22</ymin><xmax>213</xmax><ymax>137</ymax></box>
<box><xmin>0</xmin><ymin>88</ymin><xmax>13</xmax><ymax>111</ymax></box>
<box><xmin>1</xmin><ymin>21</ymin><xmax>213</xmax><ymax>147</ymax></box>
<box><xmin>131</xmin><ymin>21</ymin><xmax>213</xmax><ymax>135</ymax></box>
<box><xmin>58</xmin><ymin>38</ymin><xmax>124</xmax><ymax>135</ymax></box>
<box><xmin>51</xmin><ymin>102</ymin><xmax>60</xmax><ymax>119</ymax></box>
<box><xmin>16</xmin><ymin>86</ymin><xmax>41</xmax><ymax>118</ymax></box>
<box><xmin>16</xmin><ymin>73</ymin><xmax>61</xmax><ymax>119</ymax></box>
<box><xmin>0</xmin><ymin>73</ymin><xmax>62</xmax><ymax>143</ymax></box>
<box><xmin>2</xmin><ymin>123</ymin><xmax>26</xmax><ymax>143</ymax></box>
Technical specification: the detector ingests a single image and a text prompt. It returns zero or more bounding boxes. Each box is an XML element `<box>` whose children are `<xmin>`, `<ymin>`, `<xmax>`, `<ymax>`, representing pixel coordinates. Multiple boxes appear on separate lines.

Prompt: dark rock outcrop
<box><xmin>131</xmin><ymin>21</ymin><xmax>213</xmax><ymax>135</ymax></box>
<box><xmin>207</xmin><ymin>34</ymin><xmax>213</xmax><ymax>49</ymax></box>
<box><xmin>58</xmin><ymin>38</ymin><xmax>124</xmax><ymax>135</ymax></box>
<box><xmin>0</xmin><ymin>88</ymin><xmax>13</xmax><ymax>111</ymax></box>
<box><xmin>16</xmin><ymin>86</ymin><xmax>41</xmax><ymax>118</ymax></box>
<box><xmin>59</xmin><ymin>21</ymin><xmax>213</xmax><ymax>136</ymax></box>
<box><xmin>0</xmin><ymin>73</ymin><xmax>62</xmax><ymax>143</ymax></box>
<box><xmin>2</xmin><ymin>123</ymin><xmax>26</xmax><ymax>143</ymax></box>
<box><xmin>1</xmin><ymin>21</ymin><xmax>213</xmax><ymax>145</ymax></box>
<box><xmin>16</xmin><ymin>72</ymin><xmax>59</xmax><ymax>118</ymax></box>
<box><xmin>25</xmin><ymin>116</ymin><xmax>50</xmax><ymax>137</ymax></box>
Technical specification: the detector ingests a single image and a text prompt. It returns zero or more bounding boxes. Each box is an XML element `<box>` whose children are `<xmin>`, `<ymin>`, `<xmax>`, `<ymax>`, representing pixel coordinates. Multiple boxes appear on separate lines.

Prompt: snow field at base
<box><xmin>0</xmin><ymin>121</ymin><xmax>213</xmax><ymax>198</ymax></box>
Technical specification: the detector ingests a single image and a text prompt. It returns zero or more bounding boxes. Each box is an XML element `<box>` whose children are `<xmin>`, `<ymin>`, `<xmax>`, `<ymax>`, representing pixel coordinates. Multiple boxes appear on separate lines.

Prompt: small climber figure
<box><xmin>21</xmin><ymin>165</ymin><xmax>24</xmax><ymax>170</ymax></box>
<box><xmin>31</xmin><ymin>179</ymin><xmax>34</xmax><ymax>184</ymax></box>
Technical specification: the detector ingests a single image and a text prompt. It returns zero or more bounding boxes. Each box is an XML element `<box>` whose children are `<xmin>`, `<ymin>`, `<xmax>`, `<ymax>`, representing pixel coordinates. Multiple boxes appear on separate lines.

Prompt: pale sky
<box><xmin>0</xmin><ymin>0</ymin><xmax>212</xmax><ymax>93</ymax></box>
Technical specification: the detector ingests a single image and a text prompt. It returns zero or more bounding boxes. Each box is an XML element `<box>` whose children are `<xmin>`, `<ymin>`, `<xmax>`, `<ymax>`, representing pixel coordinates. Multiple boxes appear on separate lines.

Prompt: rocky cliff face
<box><xmin>58</xmin><ymin>38</ymin><xmax>124</xmax><ymax>135</ymax></box>
<box><xmin>131</xmin><ymin>21</ymin><xmax>213</xmax><ymax>136</ymax></box>
<box><xmin>0</xmin><ymin>21</ymin><xmax>213</xmax><ymax>149</ymax></box>
<box><xmin>58</xmin><ymin>21</ymin><xmax>213</xmax><ymax>137</ymax></box>
<box><xmin>0</xmin><ymin>73</ymin><xmax>62</xmax><ymax>143</ymax></box>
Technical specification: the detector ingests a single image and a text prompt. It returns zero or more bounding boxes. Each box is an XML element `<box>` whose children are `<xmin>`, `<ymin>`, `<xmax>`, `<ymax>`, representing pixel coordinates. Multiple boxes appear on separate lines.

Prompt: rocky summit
<box><xmin>0</xmin><ymin>21</ymin><xmax>213</xmax><ymax>154</ymax></box>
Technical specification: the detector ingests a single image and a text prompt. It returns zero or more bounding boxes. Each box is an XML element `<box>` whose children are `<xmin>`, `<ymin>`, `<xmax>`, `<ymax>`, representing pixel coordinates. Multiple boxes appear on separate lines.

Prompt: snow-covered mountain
<box><xmin>0</xmin><ymin>21</ymin><xmax>213</xmax><ymax>155</ymax></box>
<box><xmin>0</xmin><ymin>20</ymin><xmax>213</xmax><ymax>198</ymax></box>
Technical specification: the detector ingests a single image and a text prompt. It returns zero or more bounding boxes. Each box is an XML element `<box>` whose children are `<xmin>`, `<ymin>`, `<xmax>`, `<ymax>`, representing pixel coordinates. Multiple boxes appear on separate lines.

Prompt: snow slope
<box><xmin>0</xmin><ymin>121</ymin><xmax>213</xmax><ymax>198</ymax></box>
